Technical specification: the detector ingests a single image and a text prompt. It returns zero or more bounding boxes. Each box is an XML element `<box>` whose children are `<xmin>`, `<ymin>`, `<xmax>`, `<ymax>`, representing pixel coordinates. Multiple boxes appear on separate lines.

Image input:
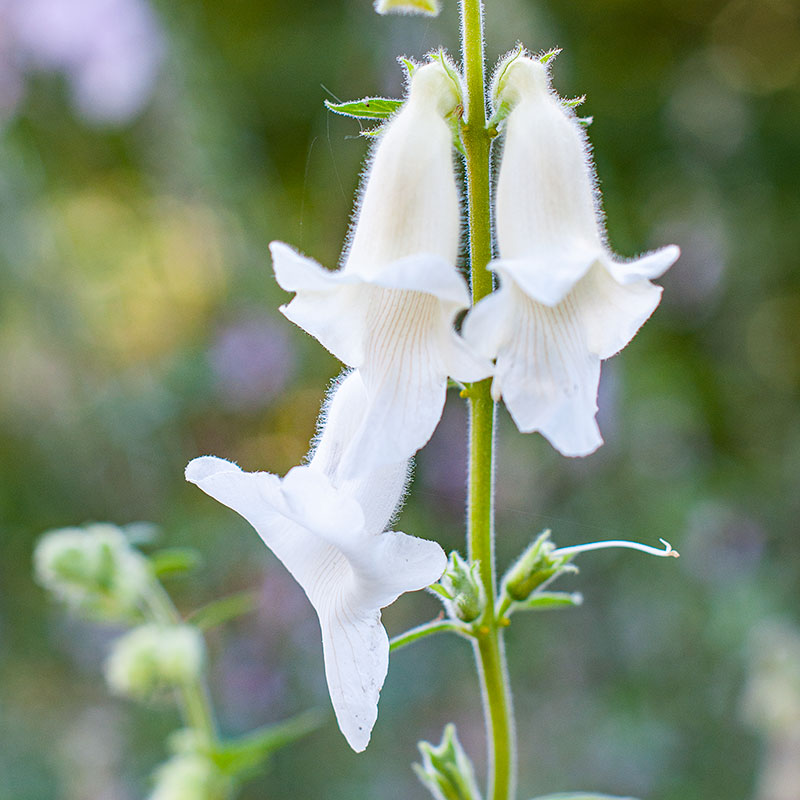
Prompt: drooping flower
<box><xmin>271</xmin><ymin>60</ymin><xmax>491</xmax><ymax>473</ymax></box>
<box><xmin>185</xmin><ymin>371</ymin><xmax>447</xmax><ymax>752</ymax></box>
<box><xmin>464</xmin><ymin>54</ymin><xmax>680</xmax><ymax>456</ymax></box>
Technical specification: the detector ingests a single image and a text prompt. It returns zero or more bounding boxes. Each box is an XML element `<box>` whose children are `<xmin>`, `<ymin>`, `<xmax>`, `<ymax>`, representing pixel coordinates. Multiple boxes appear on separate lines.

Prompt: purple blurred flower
<box><xmin>2</xmin><ymin>0</ymin><xmax>164</xmax><ymax>124</ymax></box>
<box><xmin>209</xmin><ymin>313</ymin><xmax>294</xmax><ymax>412</ymax></box>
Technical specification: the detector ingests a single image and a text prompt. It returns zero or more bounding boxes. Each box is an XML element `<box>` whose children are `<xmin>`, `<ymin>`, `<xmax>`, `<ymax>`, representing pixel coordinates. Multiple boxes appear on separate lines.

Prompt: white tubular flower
<box><xmin>185</xmin><ymin>372</ymin><xmax>447</xmax><ymax>752</ymax></box>
<box><xmin>271</xmin><ymin>61</ymin><xmax>491</xmax><ymax>472</ymax></box>
<box><xmin>464</xmin><ymin>55</ymin><xmax>680</xmax><ymax>457</ymax></box>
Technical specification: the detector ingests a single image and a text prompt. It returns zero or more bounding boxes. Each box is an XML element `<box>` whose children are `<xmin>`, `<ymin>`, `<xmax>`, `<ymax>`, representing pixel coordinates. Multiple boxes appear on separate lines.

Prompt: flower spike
<box><xmin>464</xmin><ymin>55</ymin><xmax>679</xmax><ymax>457</ymax></box>
<box><xmin>271</xmin><ymin>60</ymin><xmax>491</xmax><ymax>474</ymax></box>
<box><xmin>186</xmin><ymin>372</ymin><xmax>447</xmax><ymax>752</ymax></box>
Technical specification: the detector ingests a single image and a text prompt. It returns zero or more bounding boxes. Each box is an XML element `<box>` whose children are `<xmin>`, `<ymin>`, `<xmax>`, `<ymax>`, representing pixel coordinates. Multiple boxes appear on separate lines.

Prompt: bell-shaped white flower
<box><xmin>186</xmin><ymin>371</ymin><xmax>447</xmax><ymax>752</ymax></box>
<box><xmin>464</xmin><ymin>55</ymin><xmax>679</xmax><ymax>456</ymax></box>
<box><xmin>271</xmin><ymin>60</ymin><xmax>491</xmax><ymax>473</ymax></box>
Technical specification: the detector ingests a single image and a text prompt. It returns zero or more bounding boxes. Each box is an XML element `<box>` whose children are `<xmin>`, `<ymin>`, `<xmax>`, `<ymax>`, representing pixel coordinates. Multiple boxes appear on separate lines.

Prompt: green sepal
<box><xmin>186</xmin><ymin>590</ymin><xmax>260</xmax><ymax>631</ymax></box>
<box><xmin>538</xmin><ymin>48</ymin><xmax>562</xmax><ymax>66</ymax></box>
<box><xmin>324</xmin><ymin>97</ymin><xmax>403</xmax><ymax>121</ymax></box>
<box><xmin>491</xmin><ymin>44</ymin><xmax>526</xmax><ymax>106</ymax></box>
<box><xmin>211</xmin><ymin>709</ymin><xmax>326</xmax><ymax>779</ymax></box>
<box><xmin>487</xmin><ymin>100</ymin><xmax>512</xmax><ymax>137</ymax></box>
<box><xmin>150</xmin><ymin>547</ymin><xmax>203</xmax><ymax>578</ymax></box>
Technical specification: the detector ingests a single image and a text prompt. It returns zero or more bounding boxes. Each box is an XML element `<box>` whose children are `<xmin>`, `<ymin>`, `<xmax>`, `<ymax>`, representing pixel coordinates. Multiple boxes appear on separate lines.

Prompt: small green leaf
<box><xmin>186</xmin><ymin>590</ymin><xmax>259</xmax><ymax>631</ymax></box>
<box><xmin>150</xmin><ymin>547</ymin><xmax>203</xmax><ymax>578</ymax></box>
<box><xmin>324</xmin><ymin>97</ymin><xmax>403</xmax><ymax>120</ymax></box>
<box><xmin>511</xmin><ymin>592</ymin><xmax>583</xmax><ymax>613</ymax></box>
<box><xmin>212</xmin><ymin>709</ymin><xmax>326</xmax><ymax>778</ymax></box>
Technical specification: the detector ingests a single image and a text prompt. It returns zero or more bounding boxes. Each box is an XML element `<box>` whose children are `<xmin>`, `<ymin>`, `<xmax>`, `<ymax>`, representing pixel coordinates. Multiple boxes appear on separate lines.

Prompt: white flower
<box><xmin>185</xmin><ymin>371</ymin><xmax>447</xmax><ymax>752</ymax></box>
<box><xmin>464</xmin><ymin>55</ymin><xmax>679</xmax><ymax>456</ymax></box>
<box><xmin>271</xmin><ymin>60</ymin><xmax>491</xmax><ymax>473</ymax></box>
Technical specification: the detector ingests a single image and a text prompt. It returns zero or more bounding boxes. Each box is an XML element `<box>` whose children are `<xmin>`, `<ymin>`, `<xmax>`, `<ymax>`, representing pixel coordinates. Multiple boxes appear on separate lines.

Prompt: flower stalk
<box><xmin>459</xmin><ymin>0</ymin><xmax>516</xmax><ymax>798</ymax></box>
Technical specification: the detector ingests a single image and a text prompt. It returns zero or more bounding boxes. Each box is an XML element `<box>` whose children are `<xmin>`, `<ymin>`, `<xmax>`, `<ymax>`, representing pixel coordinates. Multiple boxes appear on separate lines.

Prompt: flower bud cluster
<box><xmin>34</xmin><ymin>523</ymin><xmax>151</xmax><ymax>621</ymax></box>
<box><xmin>106</xmin><ymin>623</ymin><xmax>205</xmax><ymax>700</ymax></box>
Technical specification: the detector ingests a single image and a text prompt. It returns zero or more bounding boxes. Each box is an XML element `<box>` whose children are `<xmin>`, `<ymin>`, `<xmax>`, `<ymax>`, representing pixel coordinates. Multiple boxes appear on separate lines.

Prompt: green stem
<box><xmin>459</xmin><ymin>1</ymin><xmax>516</xmax><ymax>798</ymax></box>
<box><xmin>145</xmin><ymin>580</ymin><xmax>220</xmax><ymax>749</ymax></box>
<box><xmin>390</xmin><ymin>619</ymin><xmax>473</xmax><ymax>652</ymax></box>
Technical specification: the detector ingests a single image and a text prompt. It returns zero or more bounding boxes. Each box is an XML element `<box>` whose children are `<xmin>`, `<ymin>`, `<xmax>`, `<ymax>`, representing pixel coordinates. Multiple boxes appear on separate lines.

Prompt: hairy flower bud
<box><xmin>501</xmin><ymin>530</ymin><xmax>576</xmax><ymax>603</ymax></box>
<box><xmin>106</xmin><ymin>624</ymin><xmax>205</xmax><ymax>699</ymax></box>
<box><xmin>436</xmin><ymin>551</ymin><xmax>485</xmax><ymax>623</ymax></box>
<box><xmin>34</xmin><ymin>523</ymin><xmax>150</xmax><ymax>620</ymax></box>
<box><xmin>414</xmin><ymin>724</ymin><xmax>482</xmax><ymax>800</ymax></box>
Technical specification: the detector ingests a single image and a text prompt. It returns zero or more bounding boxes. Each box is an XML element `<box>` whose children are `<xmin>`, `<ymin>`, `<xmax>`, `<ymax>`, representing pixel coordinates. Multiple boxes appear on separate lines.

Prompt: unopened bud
<box><xmin>374</xmin><ymin>0</ymin><xmax>440</xmax><ymax>16</ymax></box>
<box><xmin>34</xmin><ymin>523</ymin><xmax>150</xmax><ymax>620</ymax></box>
<box><xmin>501</xmin><ymin>530</ymin><xmax>576</xmax><ymax>603</ymax></box>
<box><xmin>414</xmin><ymin>724</ymin><xmax>482</xmax><ymax>800</ymax></box>
<box><xmin>436</xmin><ymin>551</ymin><xmax>485</xmax><ymax>623</ymax></box>
<box><xmin>149</xmin><ymin>753</ymin><xmax>231</xmax><ymax>800</ymax></box>
<box><xmin>106</xmin><ymin>624</ymin><xmax>205</xmax><ymax>699</ymax></box>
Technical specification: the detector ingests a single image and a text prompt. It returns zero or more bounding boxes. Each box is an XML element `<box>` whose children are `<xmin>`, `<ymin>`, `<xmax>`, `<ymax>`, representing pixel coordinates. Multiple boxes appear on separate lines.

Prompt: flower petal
<box><xmin>573</xmin><ymin>265</ymin><xmax>664</xmax><ymax>359</ymax></box>
<box><xmin>310</xmin><ymin>371</ymin><xmax>411</xmax><ymax>534</ymax></box>
<box><xmin>491</xmin><ymin>250</ymin><xmax>599</xmax><ymax>307</ymax></box>
<box><xmin>317</xmin><ymin>597</ymin><xmax>388</xmax><ymax>752</ymax></box>
<box><xmin>353</xmin><ymin>531</ymin><xmax>447</xmax><ymax>609</ymax></box>
<box><xmin>270</xmin><ymin>241</ymin><xmax>367</xmax><ymax>366</ymax></box>
<box><xmin>487</xmin><ymin>281</ymin><xmax>603</xmax><ymax>457</ymax></box>
<box><xmin>348</xmin><ymin>253</ymin><xmax>471</xmax><ymax>310</ymax></box>
<box><xmin>603</xmin><ymin>244</ymin><xmax>680</xmax><ymax>285</ymax></box>
<box><xmin>185</xmin><ymin>457</ymin><xmax>352</xmax><ymax>603</ymax></box>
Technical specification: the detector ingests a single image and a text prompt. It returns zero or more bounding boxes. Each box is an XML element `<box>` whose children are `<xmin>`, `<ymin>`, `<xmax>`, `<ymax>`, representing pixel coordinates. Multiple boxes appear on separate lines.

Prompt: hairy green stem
<box><xmin>390</xmin><ymin>619</ymin><xmax>473</xmax><ymax>652</ymax></box>
<box><xmin>459</xmin><ymin>0</ymin><xmax>516</xmax><ymax>798</ymax></box>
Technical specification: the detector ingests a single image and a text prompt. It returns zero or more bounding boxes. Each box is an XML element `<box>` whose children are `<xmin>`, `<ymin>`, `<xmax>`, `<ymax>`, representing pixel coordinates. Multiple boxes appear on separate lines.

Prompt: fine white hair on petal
<box><xmin>464</xmin><ymin>54</ymin><xmax>679</xmax><ymax>456</ymax></box>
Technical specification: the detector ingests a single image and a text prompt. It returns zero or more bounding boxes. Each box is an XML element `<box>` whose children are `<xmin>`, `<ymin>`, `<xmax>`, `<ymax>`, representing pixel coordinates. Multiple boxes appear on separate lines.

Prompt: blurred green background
<box><xmin>2</xmin><ymin>0</ymin><xmax>800</xmax><ymax>798</ymax></box>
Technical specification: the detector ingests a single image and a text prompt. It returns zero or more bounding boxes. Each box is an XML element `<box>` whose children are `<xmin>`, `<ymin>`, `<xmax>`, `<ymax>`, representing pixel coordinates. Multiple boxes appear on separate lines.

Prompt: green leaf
<box><xmin>212</xmin><ymin>709</ymin><xmax>326</xmax><ymax>778</ymax></box>
<box><xmin>324</xmin><ymin>97</ymin><xmax>403</xmax><ymax>120</ymax></box>
<box><xmin>150</xmin><ymin>547</ymin><xmax>203</xmax><ymax>578</ymax></box>
<box><xmin>510</xmin><ymin>591</ymin><xmax>583</xmax><ymax>614</ymax></box>
<box><xmin>186</xmin><ymin>590</ymin><xmax>259</xmax><ymax>631</ymax></box>
<box><xmin>530</xmin><ymin>794</ymin><xmax>638</xmax><ymax>800</ymax></box>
